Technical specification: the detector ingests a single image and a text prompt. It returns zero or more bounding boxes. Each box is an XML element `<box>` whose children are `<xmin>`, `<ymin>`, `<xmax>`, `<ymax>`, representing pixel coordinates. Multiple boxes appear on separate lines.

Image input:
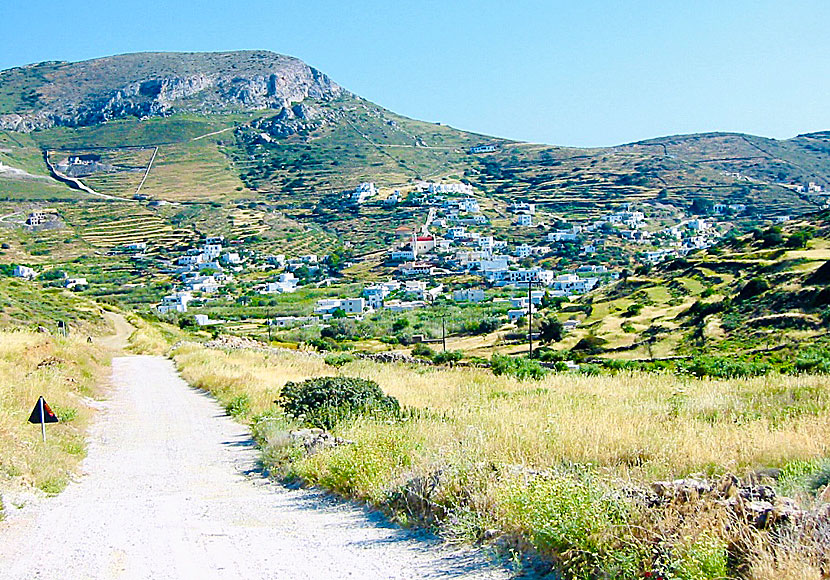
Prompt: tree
<box><xmin>786</xmin><ymin>230</ymin><xmax>812</xmax><ymax>249</ymax></box>
<box><xmin>689</xmin><ymin>197</ymin><xmax>713</xmax><ymax>215</ymax></box>
<box><xmin>539</xmin><ymin>316</ymin><xmax>564</xmax><ymax>343</ymax></box>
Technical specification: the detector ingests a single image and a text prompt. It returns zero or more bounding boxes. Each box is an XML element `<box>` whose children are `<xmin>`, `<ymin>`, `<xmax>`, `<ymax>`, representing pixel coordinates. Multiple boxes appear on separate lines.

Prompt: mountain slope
<box><xmin>1</xmin><ymin>51</ymin><xmax>829</xmax><ymax>255</ymax></box>
<box><xmin>0</xmin><ymin>51</ymin><xmax>343</xmax><ymax>131</ymax></box>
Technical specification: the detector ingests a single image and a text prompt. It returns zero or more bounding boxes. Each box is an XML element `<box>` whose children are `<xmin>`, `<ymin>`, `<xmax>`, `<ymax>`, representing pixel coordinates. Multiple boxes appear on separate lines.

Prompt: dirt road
<box><xmin>0</xmin><ymin>355</ymin><xmax>518</xmax><ymax>579</ymax></box>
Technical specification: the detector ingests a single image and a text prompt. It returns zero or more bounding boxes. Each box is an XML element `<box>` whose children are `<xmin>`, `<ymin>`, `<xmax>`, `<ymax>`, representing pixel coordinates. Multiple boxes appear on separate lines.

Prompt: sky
<box><xmin>2</xmin><ymin>0</ymin><xmax>829</xmax><ymax>147</ymax></box>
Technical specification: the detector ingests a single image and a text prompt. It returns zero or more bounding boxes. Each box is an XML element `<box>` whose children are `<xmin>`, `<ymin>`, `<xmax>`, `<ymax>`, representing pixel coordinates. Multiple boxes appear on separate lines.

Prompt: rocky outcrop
<box><xmin>0</xmin><ymin>51</ymin><xmax>345</xmax><ymax>132</ymax></box>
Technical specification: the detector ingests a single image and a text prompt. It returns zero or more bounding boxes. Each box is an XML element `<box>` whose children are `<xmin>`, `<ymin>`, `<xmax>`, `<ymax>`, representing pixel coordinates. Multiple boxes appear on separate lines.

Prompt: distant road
<box><xmin>0</xmin><ymin>354</ymin><xmax>516</xmax><ymax>580</ymax></box>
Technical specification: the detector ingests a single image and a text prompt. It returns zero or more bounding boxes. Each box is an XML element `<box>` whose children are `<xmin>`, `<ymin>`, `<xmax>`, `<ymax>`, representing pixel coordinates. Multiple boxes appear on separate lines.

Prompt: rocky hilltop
<box><xmin>0</xmin><ymin>51</ymin><xmax>344</xmax><ymax>131</ymax></box>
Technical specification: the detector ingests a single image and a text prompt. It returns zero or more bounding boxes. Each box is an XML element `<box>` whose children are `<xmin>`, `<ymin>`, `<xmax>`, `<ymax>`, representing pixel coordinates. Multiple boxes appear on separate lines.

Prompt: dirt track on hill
<box><xmin>0</xmin><ymin>355</ymin><xmax>518</xmax><ymax>579</ymax></box>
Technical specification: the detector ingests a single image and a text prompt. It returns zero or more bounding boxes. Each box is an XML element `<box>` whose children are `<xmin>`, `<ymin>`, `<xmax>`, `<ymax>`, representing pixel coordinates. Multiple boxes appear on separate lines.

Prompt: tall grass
<box><xmin>173</xmin><ymin>342</ymin><xmax>830</xmax><ymax>578</ymax></box>
<box><xmin>0</xmin><ymin>331</ymin><xmax>108</xmax><ymax>507</ymax></box>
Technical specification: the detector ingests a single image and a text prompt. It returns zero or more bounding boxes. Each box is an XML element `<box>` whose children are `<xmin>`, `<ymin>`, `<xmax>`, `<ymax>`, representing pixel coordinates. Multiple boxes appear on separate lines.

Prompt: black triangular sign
<box><xmin>28</xmin><ymin>397</ymin><xmax>59</xmax><ymax>424</ymax></box>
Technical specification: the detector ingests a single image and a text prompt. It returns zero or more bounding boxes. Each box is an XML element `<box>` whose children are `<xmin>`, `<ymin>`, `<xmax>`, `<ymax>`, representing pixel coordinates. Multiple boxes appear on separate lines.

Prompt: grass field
<box><xmin>172</xmin><ymin>341</ymin><xmax>830</xmax><ymax>579</ymax></box>
<box><xmin>0</xmin><ymin>330</ymin><xmax>109</xmax><ymax>514</ymax></box>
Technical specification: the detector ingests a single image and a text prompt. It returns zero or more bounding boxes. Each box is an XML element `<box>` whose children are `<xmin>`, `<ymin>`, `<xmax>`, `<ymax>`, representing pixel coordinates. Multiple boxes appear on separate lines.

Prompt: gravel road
<box><xmin>0</xmin><ymin>355</ymin><xmax>520</xmax><ymax>579</ymax></box>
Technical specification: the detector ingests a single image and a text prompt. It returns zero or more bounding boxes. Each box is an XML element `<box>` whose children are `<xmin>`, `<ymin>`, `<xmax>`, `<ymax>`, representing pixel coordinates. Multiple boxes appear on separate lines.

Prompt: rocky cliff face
<box><xmin>0</xmin><ymin>51</ymin><xmax>344</xmax><ymax>132</ymax></box>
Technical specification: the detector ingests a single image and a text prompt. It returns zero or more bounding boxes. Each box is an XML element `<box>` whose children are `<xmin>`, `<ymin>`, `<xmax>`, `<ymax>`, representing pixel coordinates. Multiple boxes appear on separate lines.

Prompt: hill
<box><xmin>555</xmin><ymin>213</ymin><xmax>830</xmax><ymax>371</ymax></box>
<box><xmin>0</xmin><ymin>50</ymin><xmax>829</xmax><ymax>257</ymax></box>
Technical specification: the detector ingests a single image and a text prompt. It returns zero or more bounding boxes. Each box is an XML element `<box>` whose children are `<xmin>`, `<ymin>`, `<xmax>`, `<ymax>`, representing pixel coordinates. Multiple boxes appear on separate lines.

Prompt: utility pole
<box><xmin>441</xmin><ymin>316</ymin><xmax>447</xmax><ymax>352</ymax></box>
<box><xmin>527</xmin><ymin>279</ymin><xmax>533</xmax><ymax>359</ymax></box>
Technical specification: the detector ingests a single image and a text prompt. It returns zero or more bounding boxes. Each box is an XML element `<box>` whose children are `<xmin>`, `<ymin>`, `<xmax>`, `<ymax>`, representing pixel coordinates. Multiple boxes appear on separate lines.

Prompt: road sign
<box><xmin>28</xmin><ymin>396</ymin><xmax>58</xmax><ymax>442</ymax></box>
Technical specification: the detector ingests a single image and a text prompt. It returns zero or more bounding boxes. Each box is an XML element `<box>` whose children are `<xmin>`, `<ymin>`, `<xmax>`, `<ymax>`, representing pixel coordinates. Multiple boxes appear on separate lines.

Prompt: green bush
<box><xmin>681</xmin><ymin>356</ymin><xmax>771</xmax><ymax>379</ymax></box>
<box><xmin>623</xmin><ymin>303</ymin><xmax>644</xmax><ymax>317</ymax></box>
<box><xmin>225</xmin><ymin>394</ymin><xmax>251</xmax><ymax>418</ymax></box>
<box><xmin>278</xmin><ymin>376</ymin><xmax>400</xmax><ymax>429</ymax></box>
<box><xmin>324</xmin><ymin>352</ymin><xmax>356</xmax><ymax>367</ymax></box>
<box><xmin>794</xmin><ymin>348</ymin><xmax>830</xmax><ymax>374</ymax></box>
<box><xmin>411</xmin><ymin>343</ymin><xmax>436</xmax><ymax>359</ymax></box>
<box><xmin>432</xmin><ymin>350</ymin><xmax>463</xmax><ymax>365</ymax></box>
<box><xmin>490</xmin><ymin>353</ymin><xmax>548</xmax><ymax>380</ymax></box>
<box><xmin>740</xmin><ymin>277</ymin><xmax>770</xmax><ymax>299</ymax></box>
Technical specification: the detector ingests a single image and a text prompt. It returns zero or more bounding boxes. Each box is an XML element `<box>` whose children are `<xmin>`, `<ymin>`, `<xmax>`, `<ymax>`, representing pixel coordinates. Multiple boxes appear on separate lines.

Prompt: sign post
<box><xmin>28</xmin><ymin>396</ymin><xmax>59</xmax><ymax>442</ymax></box>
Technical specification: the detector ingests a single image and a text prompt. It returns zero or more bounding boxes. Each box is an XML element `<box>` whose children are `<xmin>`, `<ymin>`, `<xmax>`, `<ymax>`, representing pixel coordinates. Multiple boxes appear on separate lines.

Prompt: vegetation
<box><xmin>278</xmin><ymin>376</ymin><xmax>400</xmax><ymax>429</ymax></box>
<box><xmin>172</xmin><ymin>341</ymin><xmax>830</xmax><ymax>579</ymax></box>
<box><xmin>0</xmin><ymin>330</ymin><xmax>108</xmax><ymax>503</ymax></box>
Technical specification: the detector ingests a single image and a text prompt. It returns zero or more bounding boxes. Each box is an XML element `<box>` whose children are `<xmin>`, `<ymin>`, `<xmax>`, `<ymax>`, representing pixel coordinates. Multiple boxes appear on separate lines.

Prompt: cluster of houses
<box><xmin>156</xmin><ymin>236</ymin><xmax>239</xmax><ymax>316</ymax></box>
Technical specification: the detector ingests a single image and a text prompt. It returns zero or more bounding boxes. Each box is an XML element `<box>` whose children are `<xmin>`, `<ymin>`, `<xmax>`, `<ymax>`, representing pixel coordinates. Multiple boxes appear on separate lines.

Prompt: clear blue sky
<box><xmin>3</xmin><ymin>1</ymin><xmax>829</xmax><ymax>147</ymax></box>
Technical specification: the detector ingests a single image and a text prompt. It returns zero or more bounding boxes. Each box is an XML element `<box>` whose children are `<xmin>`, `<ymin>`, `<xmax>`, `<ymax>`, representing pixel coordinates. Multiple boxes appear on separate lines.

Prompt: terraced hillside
<box><xmin>558</xmin><ymin>214</ymin><xmax>830</xmax><ymax>363</ymax></box>
<box><xmin>60</xmin><ymin>202</ymin><xmax>195</xmax><ymax>250</ymax></box>
<box><xmin>1</xmin><ymin>52</ymin><xmax>829</xmax><ymax>254</ymax></box>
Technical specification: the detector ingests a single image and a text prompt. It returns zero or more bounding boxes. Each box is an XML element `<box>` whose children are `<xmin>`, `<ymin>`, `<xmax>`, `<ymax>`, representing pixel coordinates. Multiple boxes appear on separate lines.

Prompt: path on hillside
<box><xmin>0</xmin><ymin>355</ymin><xmax>520</xmax><ymax>580</ymax></box>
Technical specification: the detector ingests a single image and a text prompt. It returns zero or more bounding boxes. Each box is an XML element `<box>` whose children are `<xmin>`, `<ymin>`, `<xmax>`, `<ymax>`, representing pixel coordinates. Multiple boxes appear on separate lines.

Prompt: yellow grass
<box><xmin>172</xmin><ymin>342</ymin><xmax>830</xmax><ymax>577</ymax></box>
<box><xmin>0</xmin><ymin>331</ymin><xmax>108</xmax><ymax>503</ymax></box>
<box><xmin>172</xmin><ymin>342</ymin><xmax>830</xmax><ymax>481</ymax></box>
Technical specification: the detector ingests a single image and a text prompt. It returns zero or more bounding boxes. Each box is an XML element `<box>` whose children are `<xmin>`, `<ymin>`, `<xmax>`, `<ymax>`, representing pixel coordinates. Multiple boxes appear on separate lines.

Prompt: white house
<box><xmin>644</xmin><ymin>249</ymin><xmax>678</xmax><ymax>264</ymax></box>
<box><xmin>157</xmin><ymin>291</ymin><xmax>193</xmax><ymax>314</ymax></box>
<box><xmin>260</xmin><ymin>272</ymin><xmax>298</xmax><ymax>294</ymax></box>
<box><xmin>485</xmin><ymin>267</ymin><xmax>556</xmax><ymax>287</ymax></box>
<box><xmin>688</xmin><ymin>219</ymin><xmax>709</xmax><ymax>231</ymax></box>
<box><xmin>363</xmin><ymin>283</ymin><xmax>393</xmax><ymax>309</ymax></box>
<box><xmin>507</xmin><ymin>308</ymin><xmax>534</xmax><ymax>323</ymax></box>
<box><xmin>399</xmin><ymin>262</ymin><xmax>434</xmax><ymax>276</ymax></box>
<box><xmin>516</xmin><ymin>214</ymin><xmax>533</xmax><ymax>227</ymax></box>
<box><xmin>552</xmin><ymin>274</ymin><xmax>598</xmax><ymax>294</ymax></box>
<box><xmin>65</xmin><ymin>278</ymin><xmax>88</xmax><ymax>289</ymax></box>
<box><xmin>577</xmin><ymin>265</ymin><xmax>608</xmax><ymax>274</ymax></box>
<box><xmin>177</xmin><ymin>253</ymin><xmax>207</xmax><ymax>267</ymax></box>
<box><xmin>221</xmin><ymin>252</ymin><xmax>242</xmax><ymax>265</ymax></box>
<box><xmin>453</xmin><ymin>288</ymin><xmax>485</xmax><ymax>302</ymax></box>
<box><xmin>203</xmin><ymin>243</ymin><xmax>223</xmax><ymax>260</ymax></box>
<box><xmin>351</xmin><ymin>182</ymin><xmax>377</xmax><ymax>204</ymax></box>
<box><xmin>460</xmin><ymin>198</ymin><xmax>480</xmax><ymax>213</ymax></box>
<box><xmin>186</xmin><ymin>275</ymin><xmax>221</xmax><ymax>294</ymax></box>
<box><xmin>515</xmin><ymin>244</ymin><xmax>533</xmax><ymax>258</ymax></box>
<box><xmin>547</xmin><ymin>231</ymin><xmax>579</xmax><ymax>243</ymax></box>
<box><xmin>314</xmin><ymin>298</ymin><xmax>366</xmax><ymax>316</ymax></box>
<box><xmin>508</xmin><ymin>203</ymin><xmax>535</xmax><ymax>215</ymax></box>
<box><xmin>447</xmin><ymin>226</ymin><xmax>467</xmax><ymax>239</ymax></box>
<box><xmin>383</xmin><ymin>299</ymin><xmax>426</xmax><ymax>312</ymax></box>
<box><xmin>13</xmin><ymin>265</ymin><xmax>36</xmax><ymax>280</ymax></box>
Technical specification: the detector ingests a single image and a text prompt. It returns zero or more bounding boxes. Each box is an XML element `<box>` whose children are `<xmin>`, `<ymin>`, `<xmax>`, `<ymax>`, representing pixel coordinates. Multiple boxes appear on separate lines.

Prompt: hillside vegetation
<box><xmin>1</xmin><ymin>52</ymin><xmax>829</xmax><ymax>257</ymax></box>
<box><xmin>554</xmin><ymin>214</ymin><xmax>830</xmax><ymax>369</ymax></box>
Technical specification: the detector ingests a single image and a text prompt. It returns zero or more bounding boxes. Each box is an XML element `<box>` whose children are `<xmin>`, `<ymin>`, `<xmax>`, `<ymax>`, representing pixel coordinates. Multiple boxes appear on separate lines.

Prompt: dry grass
<box><xmin>0</xmin><ymin>331</ymin><xmax>108</xmax><ymax>504</ymax></box>
<box><xmin>172</xmin><ymin>342</ymin><xmax>830</xmax><ymax>578</ymax></box>
<box><xmin>173</xmin><ymin>343</ymin><xmax>830</xmax><ymax>481</ymax></box>
<box><xmin>125</xmin><ymin>314</ymin><xmax>189</xmax><ymax>356</ymax></box>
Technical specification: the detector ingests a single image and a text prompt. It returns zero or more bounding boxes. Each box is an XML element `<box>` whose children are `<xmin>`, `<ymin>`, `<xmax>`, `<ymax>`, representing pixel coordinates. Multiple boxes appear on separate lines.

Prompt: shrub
<box><xmin>307</xmin><ymin>337</ymin><xmax>339</xmax><ymax>352</ymax></box>
<box><xmin>391</xmin><ymin>318</ymin><xmax>410</xmax><ymax>332</ymax></box>
<box><xmin>225</xmin><ymin>393</ymin><xmax>251</xmax><ymax>418</ymax></box>
<box><xmin>786</xmin><ymin>230</ymin><xmax>812</xmax><ymax>248</ymax></box>
<box><xmin>278</xmin><ymin>376</ymin><xmax>400</xmax><ymax>429</ymax></box>
<box><xmin>681</xmin><ymin>356</ymin><xmax>772</xmax><ymax>379</ymax></box>
<box><xmin>794</xmin><ymin>348</ymin><xmax>830</xmax><ymax>374</ymax></box>
<box><xmin>324</xmin><ymin>352</ymin><xmax>356</xmax><ymax>367</ymax></box>
<box><xmin>411</xmin><ymin>343</ymin><xmax>435</xmax><ymax>359</ymax></box>
<box><xmin>807</xmin><ymin>462</ymin><xmax>830</xmax><ymax>495</ymax></box>
<box><xmin>623</xmin><ymin>303</ymin><xmax>644</xmax><ymax>317</ymax></box>
<box><xmin>739</xmin><ymin>277</ymin><xmax>770</xmax><ymax>300</ymax></box>
<box><xmin>572</xmin><ymin>335</ymin><xmax>608</xmax><ymax>354</ymax></box>
<box><xmin>539</xmin><ymin>316</ymin><xmax>564</xmax><ymax>343</ymax></box>
<box><xmin>757</xmin><ymin>226</ymin><xmax>784</xmax><ymax>248</ymax></box>
<box><xmin>474</xmin><ymin>317</ymin><xmax>501</xmax><ymax>335</ymax></box>
<box><xmin>490</xmin><ymin>353</ymin><xmax>548</xmax><ymax>380</ymax></box>
<box><xmin>432</xmin><ymin>350</ymin><xmax>463</xmax><ymax>366</ymax></box>
<box><xmin>321</xmin><ymin>319</ymin><xmax>358</xmax><ymax>341</ymax></box>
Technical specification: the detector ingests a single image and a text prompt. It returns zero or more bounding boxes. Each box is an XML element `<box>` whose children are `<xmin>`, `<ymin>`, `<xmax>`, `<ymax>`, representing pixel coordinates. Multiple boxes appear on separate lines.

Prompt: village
<box><xmin>7</xmin><ymin>177</ymin><xmax>791</xmax><ymax>343</ymax></box>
